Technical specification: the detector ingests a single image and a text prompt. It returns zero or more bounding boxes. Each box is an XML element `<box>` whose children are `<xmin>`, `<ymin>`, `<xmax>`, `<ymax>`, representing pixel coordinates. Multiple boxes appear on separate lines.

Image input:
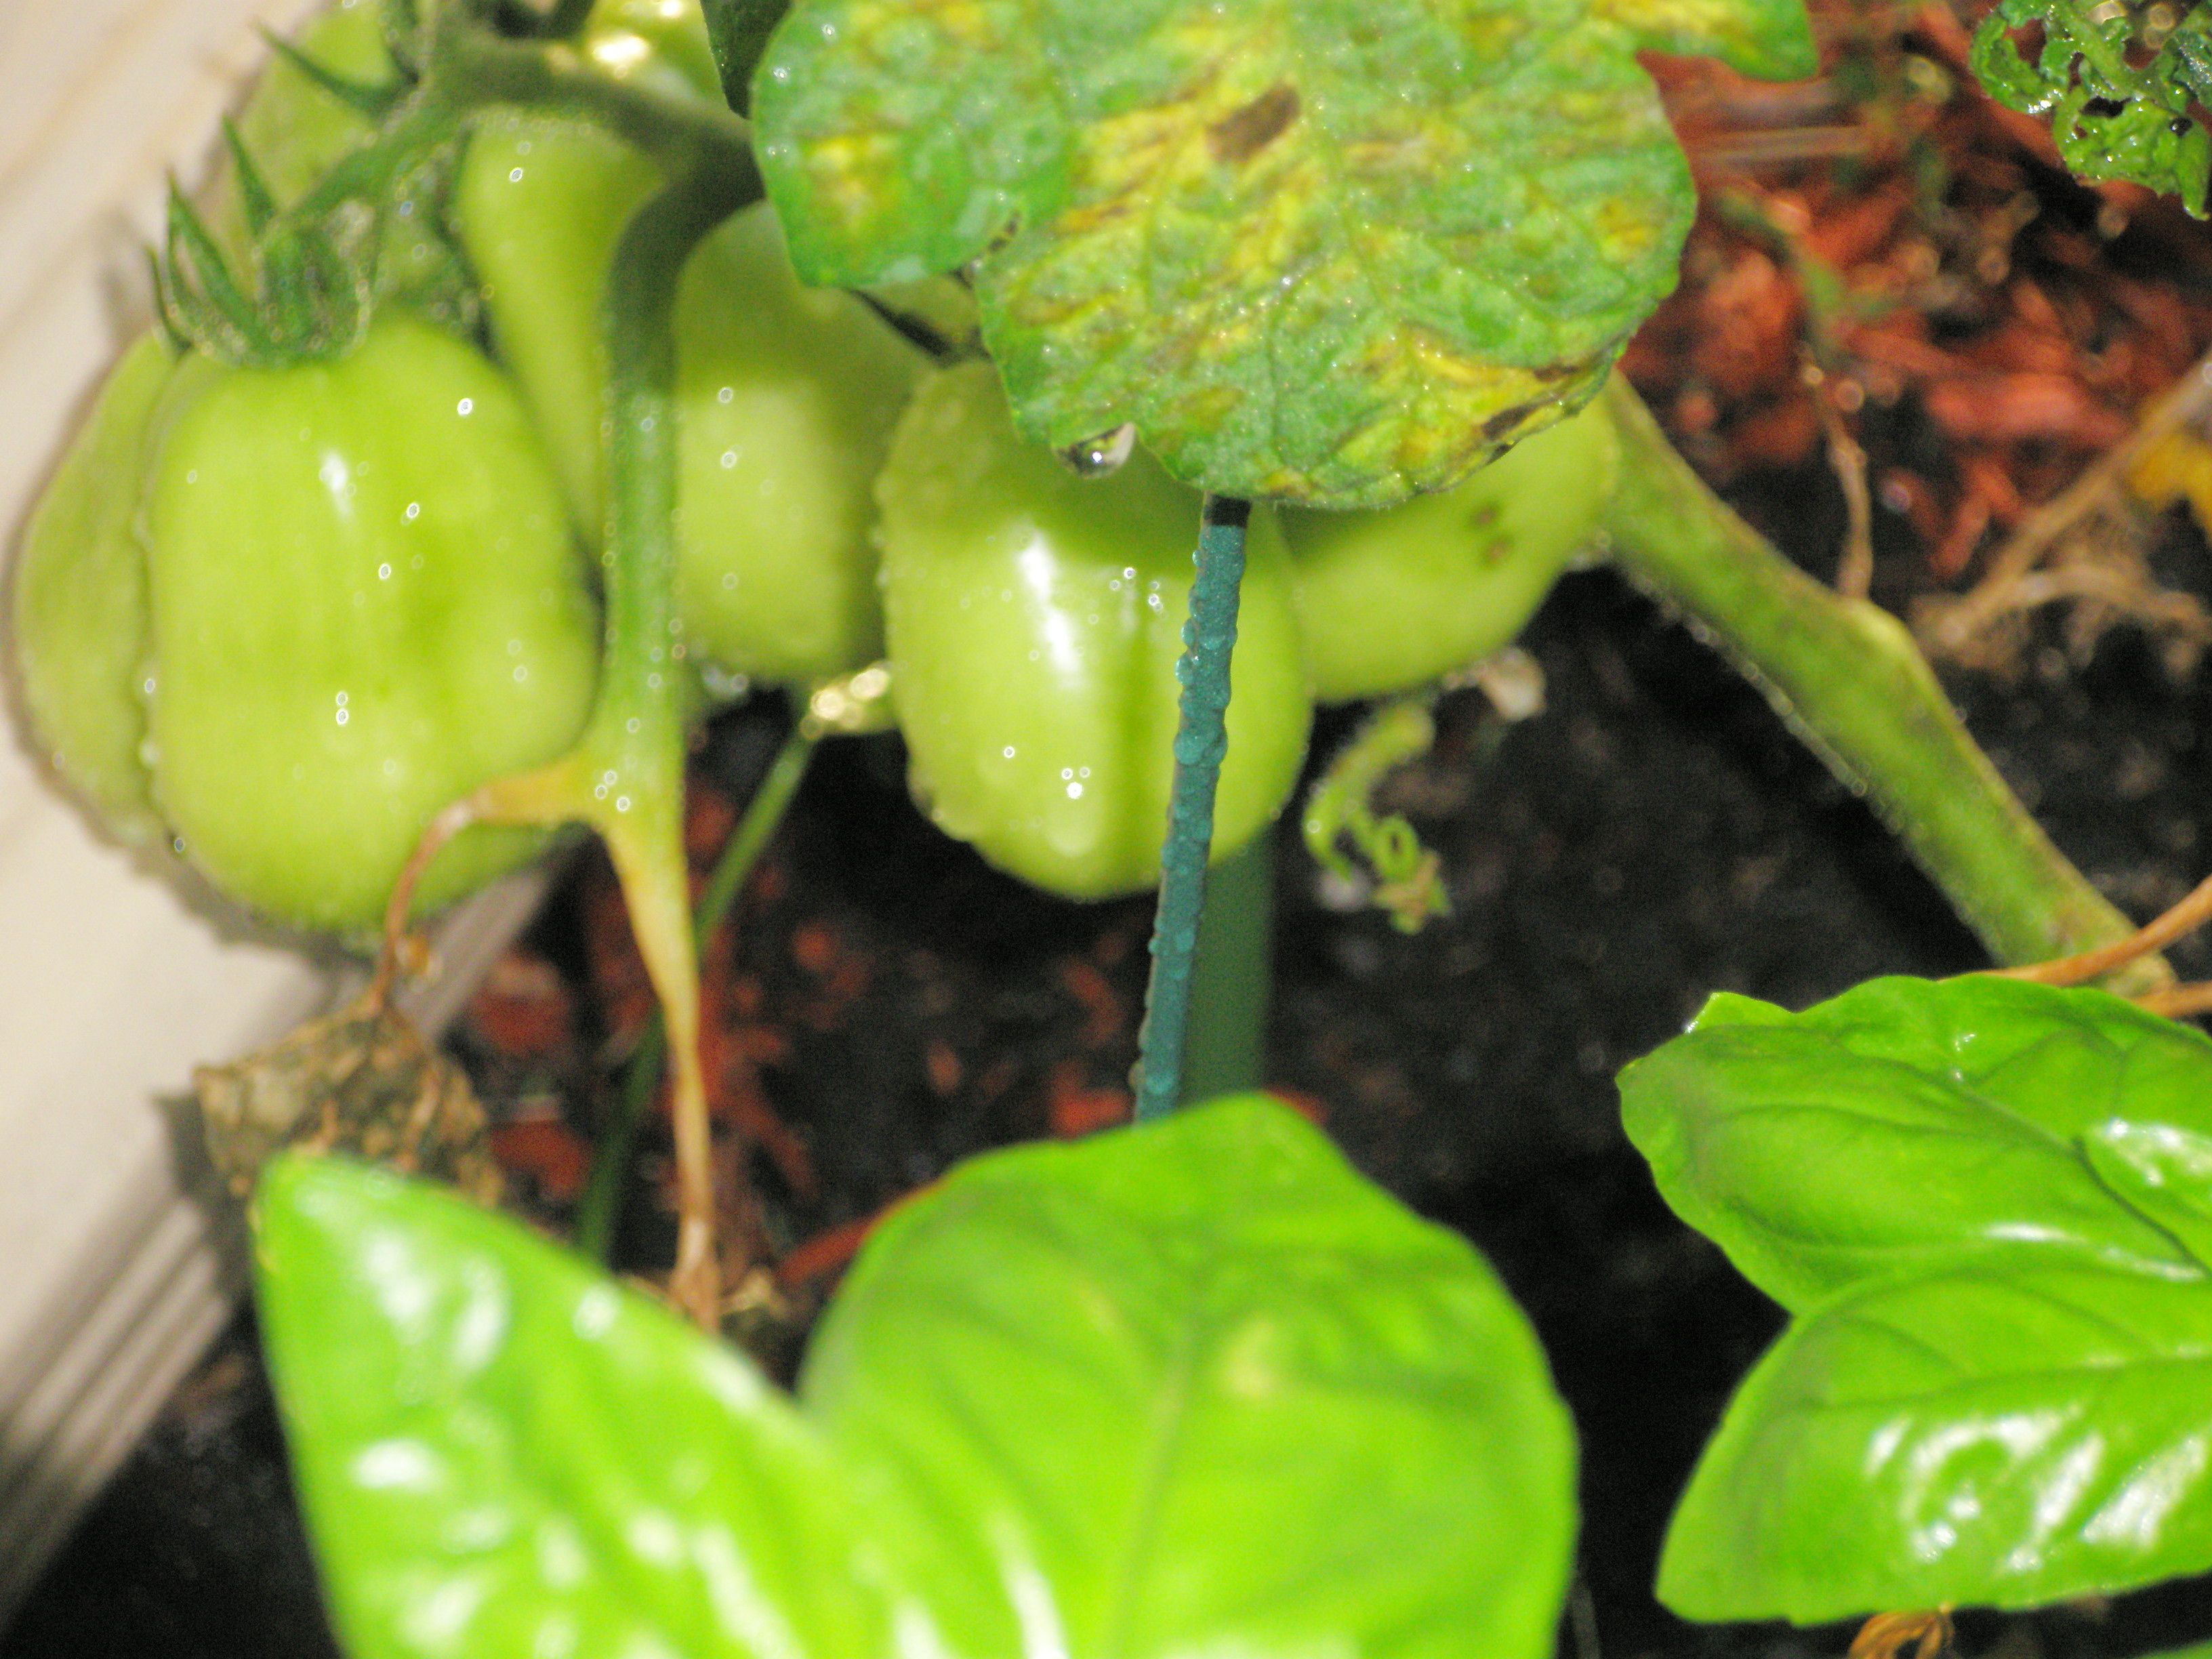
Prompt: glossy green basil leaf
<box><xmin>1658</xmin><ymin>1261</ymin><xmax>2212</xmax><ymax>1622</ymax></box>
<box><xmin>259</xmin><ymin>1098</ymin><xmax>1573</xmax><ymax>1658</ymax></box>
<box><xmin>750</xmin><ymin>0</ymin><xmax>1813</xmax><ymax>509</ymax></box>
<box><xmin>802</xmin><ymin>1093</ymin><xmax>1578</xmax><ymax>1659</ymax></box>
<box><xmin>1620</xmin><ymin>977</ymin><xmax>2212</xmax><ymax>1312</ymax></box>
<box><xmin>2085</xmin><ymin>1118</ymin><xmax>2212</xmax><ymax>1274</ymax></box>
<box><xmin>253</xmin><ymin>1154</ymin><xmax>914</xmax><ymax>1659</ymax></box>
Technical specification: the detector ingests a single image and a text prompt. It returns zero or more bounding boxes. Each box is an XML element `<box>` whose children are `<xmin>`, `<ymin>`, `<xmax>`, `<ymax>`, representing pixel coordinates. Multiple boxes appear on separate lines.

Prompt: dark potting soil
<box><xmin>17</xmin><ymin>495</ymin><xmax>2212</xmax><ymax>1658</ymax></box>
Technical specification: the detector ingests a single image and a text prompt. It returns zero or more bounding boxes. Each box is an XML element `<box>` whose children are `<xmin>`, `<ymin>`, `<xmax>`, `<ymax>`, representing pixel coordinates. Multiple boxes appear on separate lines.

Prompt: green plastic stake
<box><xmin>1133</xmin><ymin>495</ymin><xmax>1250</xmax><ymax>1121</ymax></box>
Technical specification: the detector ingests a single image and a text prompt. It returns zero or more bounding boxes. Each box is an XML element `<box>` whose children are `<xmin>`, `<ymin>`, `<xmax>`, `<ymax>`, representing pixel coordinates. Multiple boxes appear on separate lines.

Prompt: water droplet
<box><xmin>716</xmin><ymin>386</ymin><xmax>734</xmax><ymax>405</ymax></box>
<box><xmin>455</xmin><ymin>398</ymin><xmax>473</xmax><ymax>417</ymax></box>
<box><xmin>512</xmin><ymin>665</ymin><xmax>529</xmax><ymax>683</ymax></box>
<box><xmin>1002</xmin><ymin>746</ymin><xmax>1017</xmax><ymax>759</ymax></box>
<box><xmin>720</xmin><ymin>450</ymin><xmax>738</xmax><ymax>470</ymax></box>
<box><xmin>1057</xmin><ymin>424</ymin><xmax>1136</xmax><ymax>476</ymax></box>
<box><xmin>403</xmin><ymin>501</ymin><xmax>421</xmax><ymax>522</ymax></box>
<box><xmin>377</xmin><ymin>562</ymin><xmax>392</xmax><ymax>580</ymax></box>
<box><xmin>509</xmin><ymin>167</ymin><xmax>525</xmax><ymax>183</ymax></box>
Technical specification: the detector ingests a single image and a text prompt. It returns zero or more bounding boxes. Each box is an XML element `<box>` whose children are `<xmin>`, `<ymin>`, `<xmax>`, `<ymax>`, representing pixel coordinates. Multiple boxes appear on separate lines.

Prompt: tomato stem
<box><xmin>1133</xmin><ymin>495</ymin><xmax>1251</xmax><ymax>1122</ymax></box>
<box><xmin>1596</xmin><ymin>376</ymin><xmax>2164</xmax><ymax>991</ymax></box>
<box><xmin>577</xmin><ymin>718</ymin><xmax>817</xmax><ymax>1264</ymax></box>
<box><xmin>435</xmin><ymin>160</ymin><xmax>758</xmax><ymax>1330</ymax></box>
<box><xmin>1179</xmin><ymin>822</ymin><xmax>1275</xmax><ymax>1104</ymax></box>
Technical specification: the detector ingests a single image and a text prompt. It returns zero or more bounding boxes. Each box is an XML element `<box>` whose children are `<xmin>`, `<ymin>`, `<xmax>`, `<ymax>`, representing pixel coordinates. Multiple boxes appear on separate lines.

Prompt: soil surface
<box><xmin>18</xmin><ymin>3</ymin><xmax>2212</xmax><ymax>1655</ymax></box>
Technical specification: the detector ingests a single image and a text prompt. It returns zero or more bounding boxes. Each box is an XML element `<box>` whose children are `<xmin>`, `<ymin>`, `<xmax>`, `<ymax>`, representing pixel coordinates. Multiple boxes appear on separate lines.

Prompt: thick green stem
<box><xmin>1180</xmin><ymin>822</ymin><xmax>1275</xmax><ymax>1105</ymax></box>
<box><xmin>1133</xmin><ymin>496</ymin><xmax>1250</xmax><ymax>1122</ymax></box>
<box><xmin>1597</xmin><ymin>377</ymin><xmax>2161</xmax><ymax>989</ymax></box>
<box><xmin>468</xmin><ymin>161</ymin><xmax>759</xmax><ymax>1324</ymax></box>
<box><xmin>577</xmin><ymin>720</ymin><xmax>817</xmax><ymax>1263</ymax></box>
<box><xmin>292</xmin><ymin>11</ymin><xmax>751</xmax><ymax>224</ymax></box>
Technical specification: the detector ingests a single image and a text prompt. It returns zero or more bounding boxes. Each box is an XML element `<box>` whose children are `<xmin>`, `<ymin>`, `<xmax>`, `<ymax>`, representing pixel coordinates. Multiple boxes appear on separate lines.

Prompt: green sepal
<box><xmin>701</xmin><ymin>0</ymin><xmax>788</xmax><ymax>115</ymax></box>
<box><xmin>253</xmin><ymin>25</ymin><xmax>409</xmax><ymax>121</ymax></box>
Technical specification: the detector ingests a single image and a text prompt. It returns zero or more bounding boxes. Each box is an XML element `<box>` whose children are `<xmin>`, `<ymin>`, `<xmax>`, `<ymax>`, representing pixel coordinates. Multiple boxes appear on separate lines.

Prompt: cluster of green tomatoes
<box><xmin>16</xmin><ymin>0</ymin><xmax>1618</xmax><ymax>935</ymax></box>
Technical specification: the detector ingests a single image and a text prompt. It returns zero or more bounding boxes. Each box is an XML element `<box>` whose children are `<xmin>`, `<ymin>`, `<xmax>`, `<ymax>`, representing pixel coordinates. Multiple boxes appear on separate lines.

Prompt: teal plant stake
<box><xmin>1134</xmin><ymin>496</ymin><xmax>1251</xmax><ymax>1120</ymax></box>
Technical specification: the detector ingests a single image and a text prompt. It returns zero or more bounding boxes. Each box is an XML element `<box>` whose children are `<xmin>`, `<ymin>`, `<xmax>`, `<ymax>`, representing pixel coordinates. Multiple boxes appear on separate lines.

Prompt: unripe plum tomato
<box><xmin>1280</xmin><ymin>398</ymin><xmax>1620</xmax><ymax>702</ymax></box>
<box><xmin>140</xmin><ymin>316</ymin><xmax>599</xmax><ymax>931</ymax></box>
<box><xmin>877</xmin><ymin>363</ymin><xmax>1313</xmax><ymax>901</ymax></box>
<box><xmin>13</xmin><ymin>332</ymin><xmax>176</xmax><ymax>848</ymax></box>
<box><xmin>451</xmin><ymin>34</ymin><xmax>924</xmax><ymax>684</ymax></box>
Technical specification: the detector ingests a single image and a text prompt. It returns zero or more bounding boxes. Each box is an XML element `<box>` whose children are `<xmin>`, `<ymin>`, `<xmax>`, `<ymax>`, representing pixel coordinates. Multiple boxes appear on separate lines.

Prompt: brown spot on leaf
<box><xmin>1481</xmin><ymin>401</ymin><xmax>1542</xmax><ymax>440</ymax></box>
<box><xmin>1208</xmin><ymin>83</ymin><xmax>1300</xmax><ymax>165</ymax></box>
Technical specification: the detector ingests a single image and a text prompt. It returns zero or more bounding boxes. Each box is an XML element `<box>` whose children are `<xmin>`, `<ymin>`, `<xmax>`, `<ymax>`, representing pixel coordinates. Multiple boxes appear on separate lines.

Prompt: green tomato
<box><xmin>453</xmin><ymin>107</ymin><xmax>924</xmax><ymax>683</ymax></box>
<box><xmin>878</xmin><ymin>363</ymin><xmax>1313</xmax><ymax>901</ymax></box>
<box><xmin>13</xmin><ymin>332</ymin><xmax>176</xmax><ymax>848</ymax></box>
<box><xmin>139</xmin><ymin>316</ymin><xmax>598</xmax><ymax>930</ymax></box>
<box><xmin>1280</xmin><ymin>399</ymin><xmax>1620</xmax><ymax>702</ymax></box>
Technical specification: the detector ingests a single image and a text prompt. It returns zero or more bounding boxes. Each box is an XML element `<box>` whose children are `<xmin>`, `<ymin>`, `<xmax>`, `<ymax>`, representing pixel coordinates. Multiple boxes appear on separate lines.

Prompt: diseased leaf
<box><xmin>750</xmin><ymin>0</ymin><xmax>1813</xmax><ymax>508</ymax></box>
<box><xmin>199</xmin><ymin>989</ymin><xmax>501</xmax><ymax>1204</ymax></box>
<box><xmin>1591</xmin><ymin>0</ymin><xmax>1817</xmax><ymax>77</ymax></box>
<box><xmin>1620</xmin><ymin>976</ymin><xmax>2212</xmax><ymax>1312</ymax></box>
<box><xmin>254</xmin><ymin>1154</ymin><xmax>916</xmax><ymax>1659</ymax></box>
<box><xmin>1658</xmin><ymin>1263</ymin><xmax>2212</xmax><ymax>1622</ymax></box>
<box><xmin>802</xmin><ymin>1094</ymin><xmax>1578</xmax><ymax>1659</ymax></box>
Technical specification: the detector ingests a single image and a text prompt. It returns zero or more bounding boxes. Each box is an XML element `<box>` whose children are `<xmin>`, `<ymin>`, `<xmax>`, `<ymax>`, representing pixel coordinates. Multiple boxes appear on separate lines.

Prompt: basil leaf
<box><xmin>1620</xmin><ymin>977</ymin><xmax>2212</xmax><ymax>1312</ymax></box>
<box><xmin>802</xmin><ymin>1094</ymin><xmax>1578</xmax><ymax>1659</ymax></box>
<box><xmin>1659</xmin><ymin>1262</ymin><xmax>2212</xmax><ymax>1622</ymax></box>
<box><xmin>254</xmin><ymin>1154</ymin><xmax>914</xmax><ymax>1659</ymax></box>
<box><xmin>749</xmin><ymin>0</ymin><xmax>1813</xmax><ymax>508</ymax></box>
<box><xmin>2085</xmin><ymin>1118</ymin><xmax>2212</xmax><ymax>1275</ymax></box>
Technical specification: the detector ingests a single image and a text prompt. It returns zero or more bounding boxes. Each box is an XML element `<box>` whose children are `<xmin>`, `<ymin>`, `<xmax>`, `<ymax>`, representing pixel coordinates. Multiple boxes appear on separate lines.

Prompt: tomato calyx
<box><xmin>155</xmin><ymin>148</ymin><xmax>372</xmax><ymax>368</ymax></box>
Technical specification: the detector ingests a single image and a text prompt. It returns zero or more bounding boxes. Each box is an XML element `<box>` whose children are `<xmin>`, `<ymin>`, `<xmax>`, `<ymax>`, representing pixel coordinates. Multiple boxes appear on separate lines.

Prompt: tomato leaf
<box><xmin>1658</xmin><ymin>1262</ymin><xmax>2212</xmax><ymax>1622</ymax></box>
<box><xmin>749</xmin><ymin>0</ymin><xmax>1814</xmax><ymax>508</ymax></box>
<box><xmin>801</xmin><ymin>1093</ymin><xmax>1578</xmax><ymax>1658</ymax></box>
<box><xmin>1619</xmin><ymin>977</ymin><xmax>2212</xmax><ymax>1313</ymax></box>
<box><xmin>253</xmin><ymin>1155</ymin><xmax>913</xmax><ymax>1658</ymax></box>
